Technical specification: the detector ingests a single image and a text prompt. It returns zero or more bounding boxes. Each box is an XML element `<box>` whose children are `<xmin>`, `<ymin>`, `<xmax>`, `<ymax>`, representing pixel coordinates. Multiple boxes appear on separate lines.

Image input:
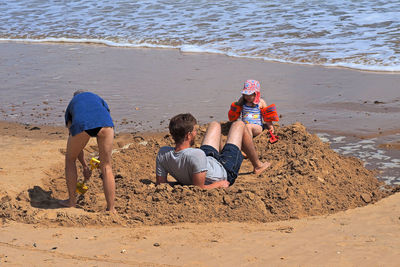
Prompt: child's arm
<box><xmin>237</xmin><ymin>96</ymin><xmax>244</xmax><ymax>106</ymax></box>
<box><xmin>265</xmin><ymin>121</ymin><xmax>274</xmax><ymax>133</ymax></box>
<box><xmin>258</xmin><ymin>98</ymin><xmax>266</xmax><ymax>108</ymax></box>
<box><xmin>260</xmin><ymin>100</ymin><xmax>279</xmax><ymax>133</ymax></box>
<box><xmin>259</xmin><ymin>99</ymin><xmax>274</xmax><ymax>132</ymax></box>
<box><xmin>228</xmin><ymin>96</ymin><xmax>244</xmax><ymax>121</ymax></box>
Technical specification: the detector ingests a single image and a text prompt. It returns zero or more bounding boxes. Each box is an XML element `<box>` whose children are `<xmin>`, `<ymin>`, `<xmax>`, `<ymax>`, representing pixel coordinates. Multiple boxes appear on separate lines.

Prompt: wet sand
<box><xmin>1</xmin><ymin>41</ymin><xmax>399</xmax><ymax>136</ymax></box>
<box><xmin>1</xmin><ymin>42</ymin><xmax>400</xmax><ymax>266</ymax></box>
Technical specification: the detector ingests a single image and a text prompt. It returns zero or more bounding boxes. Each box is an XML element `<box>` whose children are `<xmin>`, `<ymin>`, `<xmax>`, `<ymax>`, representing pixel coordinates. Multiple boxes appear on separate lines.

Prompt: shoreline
<box><xmin>1</xmin><ymin>42</ymin><xmax>400</xmax><ymax>136</ymax></box>
<box><xmin>2</xmin><ymin>39</ymin><xmax>400</xmax><ymax>74</ymax></box>
<box><xmin>0</xmin><ymin>40</ymin><xmax>399</xmax><ymax>185</ymax></box>
<box><xmin>1</xmin><ymin>41</ymin><xmax>399</xmax><ymax>266</ymax></box>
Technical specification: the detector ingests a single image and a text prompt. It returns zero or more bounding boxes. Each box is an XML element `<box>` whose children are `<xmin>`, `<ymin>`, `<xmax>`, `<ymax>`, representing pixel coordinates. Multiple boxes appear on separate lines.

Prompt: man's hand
<box><xmin>193</xmin><ymin>172</ymin><xmax>230</xmax><ymax>189</ymax></box>
<box><xmin>220</xmin><ymin>180</ymin><xmax>230</xmax><ymax>188</ymax></box>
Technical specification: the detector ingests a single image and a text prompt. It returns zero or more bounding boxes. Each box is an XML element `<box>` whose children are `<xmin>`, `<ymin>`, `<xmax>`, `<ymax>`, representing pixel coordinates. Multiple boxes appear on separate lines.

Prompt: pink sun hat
<box><xmin>241</xmin><ymin>79</ymin><xmax>260</xmax><ymax>104</ymax></box>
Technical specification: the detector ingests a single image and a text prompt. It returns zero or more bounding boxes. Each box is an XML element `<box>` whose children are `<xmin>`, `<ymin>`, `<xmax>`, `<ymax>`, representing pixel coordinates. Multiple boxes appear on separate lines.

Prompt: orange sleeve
<box><xmin>228</xmin><ymin>102</ymin><xmax>242</xmax><ymax>121</ymax></box>
<box><xmin>261</xmin><ymin>104</ymin><xmax>279</xmax><ymax>122</ymax></box>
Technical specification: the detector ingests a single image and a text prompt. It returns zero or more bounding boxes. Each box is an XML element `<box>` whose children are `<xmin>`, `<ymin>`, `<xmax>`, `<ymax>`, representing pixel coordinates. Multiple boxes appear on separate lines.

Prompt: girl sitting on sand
<box><xmin>228</xmin><ymin>79</ymin><xmax>279</xmax><ymax>139</ymax></box>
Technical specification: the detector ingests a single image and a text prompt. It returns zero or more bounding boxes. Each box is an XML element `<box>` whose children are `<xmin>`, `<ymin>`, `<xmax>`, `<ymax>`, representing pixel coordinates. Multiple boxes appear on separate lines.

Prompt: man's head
<box><xmin>169</xmin><ymin>113</ymin><xmax>197</xmax><ymax>145</ymax></box>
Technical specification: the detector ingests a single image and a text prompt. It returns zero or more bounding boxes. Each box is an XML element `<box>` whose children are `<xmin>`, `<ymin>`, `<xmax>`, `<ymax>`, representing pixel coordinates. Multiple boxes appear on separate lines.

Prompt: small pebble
<box><xmin>153</xmin><ymin>243</ymin><xmax>160</xmax><ymax>247</ymax></box>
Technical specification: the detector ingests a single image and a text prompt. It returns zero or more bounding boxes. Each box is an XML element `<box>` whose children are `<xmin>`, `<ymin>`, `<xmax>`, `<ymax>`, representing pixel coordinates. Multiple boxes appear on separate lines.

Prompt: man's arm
<box><xmin>192</xmin><ymin>172</ymin><xmax>229</xmax><ymax>189</ymax></box>
<box><xmin>156</xmin><ymin>175</ymin><xmax>167</xmax><ymax>185</ymax></box>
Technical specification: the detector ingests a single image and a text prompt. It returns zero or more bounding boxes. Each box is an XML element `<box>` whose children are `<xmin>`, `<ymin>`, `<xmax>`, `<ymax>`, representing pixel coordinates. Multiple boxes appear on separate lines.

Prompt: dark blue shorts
<box><xmin>85</xmin><ymin>127</ymin><xmax>102</xmax><ymax>137</ymax></box>
<box><xmin>200</xmin><ymin>144</ymin><xmax>244</xmax><ymax>186</ymax></box>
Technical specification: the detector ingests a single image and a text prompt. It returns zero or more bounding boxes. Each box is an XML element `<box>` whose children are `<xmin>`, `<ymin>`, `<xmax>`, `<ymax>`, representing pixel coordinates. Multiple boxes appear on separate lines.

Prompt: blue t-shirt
<box><xmin>64</xmin><ymin>92</ymin><xmax>114</xmax><ymax>136</ymax></box>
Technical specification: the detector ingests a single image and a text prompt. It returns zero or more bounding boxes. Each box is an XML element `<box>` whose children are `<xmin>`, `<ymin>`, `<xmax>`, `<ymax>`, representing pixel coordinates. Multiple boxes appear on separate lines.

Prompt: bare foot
<box><xmin>58</xmin><ymin>199</ymin><xmax>75</xmax><ymax>208</ymax></box>
<box><xmin>253</xmin><ymin>161</ymin><xmax>271</xmax><ymax>175</ymax></box>
<box><xmin>106</xmin><ymin>207</ymin><xmax>117</xmax><ymax>214</ymax></box>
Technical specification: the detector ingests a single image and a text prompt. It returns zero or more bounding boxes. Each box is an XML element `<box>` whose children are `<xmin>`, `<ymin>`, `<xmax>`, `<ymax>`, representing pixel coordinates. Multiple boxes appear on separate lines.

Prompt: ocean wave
<box><xmin>1</xmin><ymin>37</ymin><xmax>399</xmax><ymax>72</ymax></box>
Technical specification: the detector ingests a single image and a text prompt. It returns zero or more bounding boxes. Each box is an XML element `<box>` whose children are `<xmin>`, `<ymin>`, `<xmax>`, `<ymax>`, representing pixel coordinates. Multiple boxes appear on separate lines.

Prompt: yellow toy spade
<box><xmin>76</xmin><ymin>157</ymin><xmax>100</xmax><ymax>194</ymax></box>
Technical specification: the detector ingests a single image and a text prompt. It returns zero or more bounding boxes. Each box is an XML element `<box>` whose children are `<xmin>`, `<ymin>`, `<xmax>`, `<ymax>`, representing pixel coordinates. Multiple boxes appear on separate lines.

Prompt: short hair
<box><xmin>73</xmin><ymin>90</ymin><xmax>86</xmax><ymax>96</ymax></box>
<box><xmin>169</xmin><ymin>113</ymin><xmax>197</xmax><ymax>144</ymax></box>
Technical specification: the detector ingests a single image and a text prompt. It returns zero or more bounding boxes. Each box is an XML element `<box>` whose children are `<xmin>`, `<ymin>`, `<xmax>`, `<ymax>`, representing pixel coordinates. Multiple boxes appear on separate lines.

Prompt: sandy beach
<box><xmin>1</xmin><ymin>42</ymin><xmax>400</xmax><ymax>266</ymax></box>
<box><xmin>1</xmin><ymin>42</ymin><xmax>400</xmax><ymax>136</ymax></box>
<box><xmin>0</xmin><ymin>121</ymin><xmax>399</xmax><ymax>266</ymax></box>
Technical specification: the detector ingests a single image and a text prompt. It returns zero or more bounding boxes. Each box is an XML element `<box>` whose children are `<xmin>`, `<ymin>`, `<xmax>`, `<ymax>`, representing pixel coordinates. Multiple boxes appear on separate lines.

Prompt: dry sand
<box><xmin>0</xmin><ymin>42</ymin><xmax>400</xmax><ymax>266</ymax></box>
<box><xmin>0</xmin><ymin>121</ymin><xmax>399</xmax><ymax>266</ymax></box>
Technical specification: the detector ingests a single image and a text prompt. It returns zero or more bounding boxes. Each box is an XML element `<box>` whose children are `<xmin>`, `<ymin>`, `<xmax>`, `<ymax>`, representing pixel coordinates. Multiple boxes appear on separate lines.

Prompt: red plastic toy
<box><xmin>268</xmin><ymin>130</ymin><xmax>279</xmax><ymax>144</ymax></box>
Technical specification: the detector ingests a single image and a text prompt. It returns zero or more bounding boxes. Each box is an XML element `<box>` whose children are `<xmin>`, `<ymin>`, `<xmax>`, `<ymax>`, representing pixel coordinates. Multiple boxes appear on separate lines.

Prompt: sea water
<box><xmin>1</xmin><ymin>1</ymin><xmax>399</xmax><ymax>184</ymax></box>
<box><xmin>1</xmin><ymin>0</ymin><xmax>399</xmax><ymax>72</ymax></box>
<box><xmin>317</xmin><ymin>133</ymin><xmax>400</xmax><ymax>185</ymax></box>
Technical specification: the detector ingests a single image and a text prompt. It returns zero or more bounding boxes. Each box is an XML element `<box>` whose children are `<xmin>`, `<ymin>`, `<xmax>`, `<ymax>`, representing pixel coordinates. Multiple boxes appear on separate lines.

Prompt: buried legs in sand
<box><xmin>59</xmin><ymin>127</ymin><xmax>116</xmax><ymax>213</ymax></box>
<box><xmin>203</xmin><ymin>121</ymin><xmax>270</xmax><ymax>175</ymax></box>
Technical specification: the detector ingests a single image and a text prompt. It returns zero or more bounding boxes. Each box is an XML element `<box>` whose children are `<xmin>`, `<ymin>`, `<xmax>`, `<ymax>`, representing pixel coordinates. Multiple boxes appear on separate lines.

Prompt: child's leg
<box><xmin>242</xmin><ymin>124</ymin><xmax>263</xmax><ymax>158</ymax></box>
<box><xmin>245</xmin><ymin>124</ymin><xmax>263</xmax><ymax>138</ymax></box>
<box><xmin>241</xmin><ymin>126</ymin><xmax>271</xmax><ymax>174</ymax></box>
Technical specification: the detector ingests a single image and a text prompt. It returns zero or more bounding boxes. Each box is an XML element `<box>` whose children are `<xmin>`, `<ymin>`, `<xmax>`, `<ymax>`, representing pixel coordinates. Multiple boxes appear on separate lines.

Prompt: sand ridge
<box><xmin>1</xmin><ymin>122</ymin><xmax>398</xmax><ymax>227</ymax></box>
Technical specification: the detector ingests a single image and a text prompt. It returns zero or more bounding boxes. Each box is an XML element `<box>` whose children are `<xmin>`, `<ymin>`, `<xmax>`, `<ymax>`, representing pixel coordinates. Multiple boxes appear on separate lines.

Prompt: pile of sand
<box><xmin>1</xmin><ymin>122</ymin><xmax>397</xmax><ymax>226</ymax></box>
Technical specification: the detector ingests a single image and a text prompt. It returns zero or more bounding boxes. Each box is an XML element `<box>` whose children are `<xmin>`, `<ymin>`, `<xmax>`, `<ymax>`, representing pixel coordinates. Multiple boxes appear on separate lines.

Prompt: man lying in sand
<box><xmin>59</xmin><ymin>90</ymin><xmax>116</xmax><ymax>213</ymax></box>
<box><xmin>156</xmin><ymin>113</ymin><xmax>270</xmax><ymax>189</ymax></box>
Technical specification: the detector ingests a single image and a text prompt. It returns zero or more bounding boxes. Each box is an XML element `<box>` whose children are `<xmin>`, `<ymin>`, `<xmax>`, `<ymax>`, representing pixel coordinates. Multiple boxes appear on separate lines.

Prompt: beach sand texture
<box><xmin>0</xmin><ymin>43</ymin><xmax>400</xmax><ymax>266</ymax></box>
<box><xmin>1</xmin><ymin>121</ymin><xmax>399</xmax><ymax>266</ymax></box>
<box><xmin>1</xmin><ymin>42</ymin><xmax>400</xmax><ymax>136</ymax></box>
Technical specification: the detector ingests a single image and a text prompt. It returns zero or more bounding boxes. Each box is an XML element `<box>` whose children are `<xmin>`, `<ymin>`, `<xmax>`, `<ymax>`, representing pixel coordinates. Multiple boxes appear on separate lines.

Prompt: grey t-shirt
<box><xmin>156</xmin><ymin>146</ymin><xmax>227</xmax><ymax>185</ymax></box>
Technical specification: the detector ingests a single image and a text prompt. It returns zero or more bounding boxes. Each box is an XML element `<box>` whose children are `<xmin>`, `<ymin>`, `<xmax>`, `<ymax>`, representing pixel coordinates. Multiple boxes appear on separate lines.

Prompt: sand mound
<box><xmin>1</xmin><ymin>122</ymin><xmax>397</xmax><ymax>226</ymax></box>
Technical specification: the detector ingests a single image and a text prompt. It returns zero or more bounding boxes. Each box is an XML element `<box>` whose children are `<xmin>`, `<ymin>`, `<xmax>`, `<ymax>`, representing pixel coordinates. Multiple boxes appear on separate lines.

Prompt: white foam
<box><xmin>316</xmin><ymin>133</ymin><xmax>330</xmax><ymax>143</ymax></box>
<box><xmin>332</xmin><ymin>136</ymin><xmax>346</xmax><ymax>143</ymax></box>
<box><xmin>1</xmin><ymin>0</ymin><xmax>399</xmax><ymax>72</ymax></box>
<box><xmin>180</xmin><ymin>45</ymin><xmax>222</xmax><ymax>54</ymax></box>
<box><xmin>379</xmin><ymin>176</ymin><xmax>399</xmax><ymax>184</ymax></box>
<box><xmin>378</xmin><ymin>162</ymin><xmax>400</xmax><ymax>169</ymax></box>
<box><xmin>358</xmin><ymin>139</ymin><xmax>376</xmax><ymax>144</ymax></box>
<box><xmin>362</xmin><ymin>145</ymin><xmax>375</xmax><ymax>150</ymax></box>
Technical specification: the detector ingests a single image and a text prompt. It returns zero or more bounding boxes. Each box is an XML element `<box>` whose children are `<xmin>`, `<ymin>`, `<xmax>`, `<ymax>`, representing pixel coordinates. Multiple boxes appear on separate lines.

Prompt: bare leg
<box><xmin>97</xmin><ymin>127</ymin><xmax>116</xmax><ymax>213</ymax></box>
<box><xmin>246</xmin><ymin>124</ymin><xmax>263</xmax><ymax>138</ymax></box>
<box><xmin>201</xmin><ymin>121</ymin><xmax>222</xmax><ymax>152</ymax></box>
<box><xmin>225</xmin><ymin>120</ymin><xmax>245</xmax><ymax>149</ymax></box>
<box><xmin>241</xmin><ymin>125</ymin><xmax>270</xmax><ymax>174</ymax></box>
<box><xmin>242</xmin><ymin>124</ymin><xmax>263</xmax><ymax>158</ymax></box>
<box><xmin>60</xmin><ymin>131</ymin><xmax>90</xmax><ymax>207</ymax></box>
